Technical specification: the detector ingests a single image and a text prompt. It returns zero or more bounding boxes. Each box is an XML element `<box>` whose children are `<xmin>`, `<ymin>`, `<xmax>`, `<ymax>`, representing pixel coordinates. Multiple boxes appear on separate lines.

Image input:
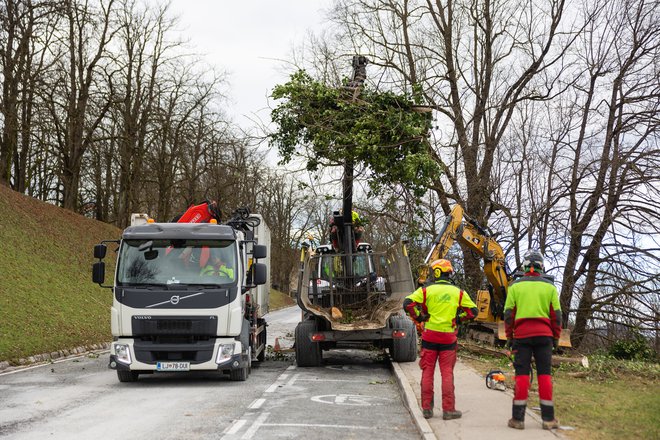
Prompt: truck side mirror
<box><xmin>94</xmin><ymin>244</ymin><xmax>107</xmax><ymax>259</ymax></box>
<box><xmin>92</xmin><ymin>261</ymin><xmax>106</xmax><ymax>284</ymax></box>
<box><xmin>253</xmin><ymin>245</ymin><xmax>267</xmax><ymax>259</ymax></box>
<box><xmin>252</xmin><ymin>263</ymin><xmax>267</xmax><ymax>285</ymax></box>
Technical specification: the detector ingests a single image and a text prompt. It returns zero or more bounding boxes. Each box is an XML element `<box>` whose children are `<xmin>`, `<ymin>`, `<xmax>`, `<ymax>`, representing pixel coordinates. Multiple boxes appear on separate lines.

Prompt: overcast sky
<box><xmin>166</xmin><ymin>1</ymin><xmax>332</xmax><ymax>128</ymax></box>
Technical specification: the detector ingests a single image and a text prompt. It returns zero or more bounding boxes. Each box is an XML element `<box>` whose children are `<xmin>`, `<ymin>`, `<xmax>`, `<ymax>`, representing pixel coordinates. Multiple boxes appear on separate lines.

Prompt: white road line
<box><xmin>248</xmin><ymin>398</ymin><xmax>265</xmax><ymax>410</ymax></box>
<box><xmin>264</xmin><ymin>383</ymin><xmax>279</xmax><ymax>393</ymax></box>
<box><xmin>286</xmin><ymin>365</ymin><xmax>297</xmax><ymax>371</ymax></box>
<box><xmin>0</xmin><ymin>350</ymin><xmax>109</xmax><ymax>376</ymax></box>
<box><xmin>264</xmin><ymin>368</ymin><xmax>292</xmax><ymax>393</ymax></box>
<box><xmin>285</xmin><ymin>373</ymin><xmax>299</xmax><ymax>387</ymax></box>
<box><xmin>262</xmin><ymin>423</ymin><xmax>380</xmax><ymax>430</ymax></box>
<box><xmin>296</xmin><ymin>378</ymin><xmax>367</xmax><ymax>383</ymax></box>
<box><xmin>223</xmin><ymin>419</ymin><xmax>247</xmax><ymax>435</ymax></box>
<box><xmin>241</xmin><ymin>412</ymin><xmax>270</xmax><ymax>440</ymax></box>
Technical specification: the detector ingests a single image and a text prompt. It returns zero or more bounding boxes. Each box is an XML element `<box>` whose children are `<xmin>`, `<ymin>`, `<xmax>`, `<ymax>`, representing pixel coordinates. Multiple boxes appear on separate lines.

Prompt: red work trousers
<box><xmin>419</xmin><ymin>347</ymin><xmax>457</xmax><ymax>411</ymax></box>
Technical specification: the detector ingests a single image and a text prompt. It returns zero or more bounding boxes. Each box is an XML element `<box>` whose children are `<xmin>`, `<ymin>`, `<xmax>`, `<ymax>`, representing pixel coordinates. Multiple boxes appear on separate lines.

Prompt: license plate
<box><xmin>156</xmin><ymin>361</ymin><xmax>190</xmax><ymax>371</ymax></box>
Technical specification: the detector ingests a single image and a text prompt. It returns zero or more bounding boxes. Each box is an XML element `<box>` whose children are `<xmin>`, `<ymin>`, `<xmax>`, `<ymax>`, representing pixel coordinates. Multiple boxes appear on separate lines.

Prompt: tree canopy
<box><xmin>269</xmin><ymin>70</ymin><xmax>438</xmax><ymax>197</ymax></box>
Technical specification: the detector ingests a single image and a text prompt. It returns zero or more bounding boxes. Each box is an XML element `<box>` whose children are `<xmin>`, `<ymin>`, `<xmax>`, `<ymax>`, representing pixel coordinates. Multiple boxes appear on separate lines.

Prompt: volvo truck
<box><xmin>92</xmin><ymin>207</ymin><xmax>270</xmax><ymax>382</ymax></box>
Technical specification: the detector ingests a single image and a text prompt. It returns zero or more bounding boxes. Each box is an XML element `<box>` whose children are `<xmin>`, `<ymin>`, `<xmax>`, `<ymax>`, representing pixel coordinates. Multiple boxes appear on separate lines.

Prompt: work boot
<box><xmin>442</xmin><ymin>410</ymin><xmax>462</xmax><ymax>420</ymax></box>
<box><xmin>542</xmin><ymin>419</ymin><xmax>560</xmax><ymax>430</ymax></box>
<box><xmin>422</xmin><ymin>408</ymin><xmax>433</xmax><ymax>419</ymax></box>
<box><xmin>508</xmin><ymin>418</ymin><xmax>524</xmax><ymax>430</ymax></box>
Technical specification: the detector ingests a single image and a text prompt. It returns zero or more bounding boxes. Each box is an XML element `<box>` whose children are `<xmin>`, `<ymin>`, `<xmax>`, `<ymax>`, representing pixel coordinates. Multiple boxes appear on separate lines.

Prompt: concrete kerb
<box><xmin>0</xmin><ymin>342</ymin><xmax>111</xmax><ymax>374</ymax></box>
<box><xmin>391</xmin><ymin>360</ymin><xmax>438</xmax><ymax>440</ymax></box>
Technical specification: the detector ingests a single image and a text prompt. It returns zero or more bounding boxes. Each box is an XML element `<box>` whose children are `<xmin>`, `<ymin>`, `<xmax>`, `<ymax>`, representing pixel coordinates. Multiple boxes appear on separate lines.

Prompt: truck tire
<box><xmin>390</xmin><ymin>316</ymin><xmax>417</xmax><ymax>362</ymax></box>
<box><xmin>229</xmin><ymin>366</ymin><xmax>248</xmax><ymax>381</ymax></box>
<box><xmin>295</xmin><ymin>320</ymin><xmax>322</xmax><ymax>367</ymax></box>
<box><xmin>117</xmin><ymin>370</ymin><xmax>139</xmax><ymax>382</ymax></box>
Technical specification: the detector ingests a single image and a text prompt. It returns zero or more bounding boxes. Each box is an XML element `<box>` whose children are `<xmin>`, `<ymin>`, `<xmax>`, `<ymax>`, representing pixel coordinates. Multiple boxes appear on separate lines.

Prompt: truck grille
<box><xmin>131</xmin><ymin>316</ymin><xmax>217</xmax><ymax>337</ymax></box>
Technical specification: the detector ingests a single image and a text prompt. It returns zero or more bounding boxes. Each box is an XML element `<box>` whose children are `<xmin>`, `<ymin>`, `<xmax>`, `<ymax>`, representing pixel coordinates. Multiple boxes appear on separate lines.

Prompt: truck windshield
<box><xmin>117</xmin><ymin>239</ymin><xmax>238</xmax><ymax>286</ymax></box>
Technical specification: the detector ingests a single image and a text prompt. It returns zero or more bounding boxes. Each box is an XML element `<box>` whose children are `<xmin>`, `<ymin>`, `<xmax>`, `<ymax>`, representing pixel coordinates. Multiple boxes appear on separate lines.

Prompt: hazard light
<box><xmin>392</xmin><ymin>330</ymin><xmax>406</xmax><ymax>339</ymax></box>
<box><xmin>311</xmin><ymin>333</ymin><xmax>326</xmax><ymax>342</ymax></box>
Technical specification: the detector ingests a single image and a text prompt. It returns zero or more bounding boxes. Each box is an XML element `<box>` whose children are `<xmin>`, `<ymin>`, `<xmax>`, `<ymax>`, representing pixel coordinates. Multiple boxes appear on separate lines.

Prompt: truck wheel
<box><xmin>230</xmin><ymin>365</ymin><xmax>249</xmax><ymax>381</ymax></box>
<box><xmin>295</xmin><ymin>320</ymin><xmax>322</xmax><ymax>367</ymax></box>
<box><xmin>117</xmin><ymin>370</ymin><xmax>139</xmax><ymax>382</ymax></box>
<box><xmin>390</xmin><ymin>316</ymin><xmax>417</xmax><ymax>362</ymax></box>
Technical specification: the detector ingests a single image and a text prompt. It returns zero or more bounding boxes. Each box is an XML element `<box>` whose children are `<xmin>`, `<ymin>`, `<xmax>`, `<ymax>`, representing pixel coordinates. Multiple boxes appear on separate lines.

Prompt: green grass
<box><xmin>269</xmin><ymin>288</ymin><xmax>296</xmax><ymax>311</ymax></box>
<box><xmin>0</xmin><ymin>186</ymin><xmax>120</xmax><ymax>362</ymax></box>
<box><xmin>459</xmin><ymin>347</ymin><xmax>660</xmax><ymax>440</ymax></box>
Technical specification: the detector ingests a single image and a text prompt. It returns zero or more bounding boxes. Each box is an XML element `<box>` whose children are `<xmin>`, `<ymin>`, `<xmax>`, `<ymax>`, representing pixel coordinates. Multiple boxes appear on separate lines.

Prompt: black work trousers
<box><xmin>512</xmin><ymin>336</ymin><xmax>553</xmax><ymax>376</ymax></box>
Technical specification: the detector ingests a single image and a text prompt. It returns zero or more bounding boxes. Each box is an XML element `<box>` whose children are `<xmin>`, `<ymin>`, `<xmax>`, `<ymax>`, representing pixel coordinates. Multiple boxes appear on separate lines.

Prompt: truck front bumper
<box><xmin>108</xmin><ymin>339</ymin><xmax>248</xmax><ymax>372</ymax></box>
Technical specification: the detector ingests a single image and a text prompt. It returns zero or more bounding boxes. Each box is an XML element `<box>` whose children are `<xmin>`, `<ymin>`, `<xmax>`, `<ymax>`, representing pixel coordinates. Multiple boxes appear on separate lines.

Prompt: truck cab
<box><xmin>93</xmin><ymin>213</ymin><xmax>270</xmax><ymax>382</ymax></box>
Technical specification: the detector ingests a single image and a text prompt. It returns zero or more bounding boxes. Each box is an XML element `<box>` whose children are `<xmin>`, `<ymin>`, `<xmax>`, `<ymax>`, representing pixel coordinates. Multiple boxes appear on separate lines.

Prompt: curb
<box><xmin>0</xmin><ymin>342</ymin><xmax>111</xmax><ymax>374</ymax></box>
<box><xmin>391</xmin><ymin>360</ymin><xmax>437</xmax><ymax>440</ymax></box>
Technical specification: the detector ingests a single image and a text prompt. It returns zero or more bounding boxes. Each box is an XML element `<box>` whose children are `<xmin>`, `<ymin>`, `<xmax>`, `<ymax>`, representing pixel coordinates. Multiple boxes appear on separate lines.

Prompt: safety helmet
<box><xmin>430</xmin><ymin>259</ymin><xmax>453</xmax><ymax>280</ymax></box>
<box><xmin>523</xmin><ymin>249</ymin><xmax>544</xmax><ymax>273</ymax></box>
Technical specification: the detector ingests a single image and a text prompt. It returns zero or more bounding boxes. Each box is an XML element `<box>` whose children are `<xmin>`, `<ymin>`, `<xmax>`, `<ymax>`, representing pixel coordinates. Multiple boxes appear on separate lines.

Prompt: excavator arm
<box><xmin>418</xmin><ymin>205</ymin><xmax>464</xmax><ymax>285</ymax></box>
<box><xmin>419</xmin><ymin>205</ymin><xmax>571</xmax><ymax>347</ymax></box>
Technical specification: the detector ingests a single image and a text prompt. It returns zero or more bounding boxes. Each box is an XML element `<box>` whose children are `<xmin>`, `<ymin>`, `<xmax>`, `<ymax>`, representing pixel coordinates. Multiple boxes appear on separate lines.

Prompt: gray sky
<box><xmin>167</xmin><ymin>1</ymin><xmax>331</xmax><ymax>128</ymax></box>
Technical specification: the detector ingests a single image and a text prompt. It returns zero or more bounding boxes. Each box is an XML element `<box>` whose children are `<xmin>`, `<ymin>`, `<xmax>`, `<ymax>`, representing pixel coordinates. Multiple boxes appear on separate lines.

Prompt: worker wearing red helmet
<box><xmin>403</xmin><ymin>259</ymin><xmax>478</xmax><ymax>420</ymax></box>
<box><xmin>504</xmin><ymin>249</ymin><xmax>562</xmax><ymax>431</ymax></box>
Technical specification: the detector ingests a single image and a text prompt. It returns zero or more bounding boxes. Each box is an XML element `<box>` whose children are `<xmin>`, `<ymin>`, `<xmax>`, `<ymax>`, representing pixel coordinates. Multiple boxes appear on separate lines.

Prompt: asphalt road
<box><xmin>0</xmin><ymin>306</ymin><xmax>419</xmax><ymax>440</ymax></box>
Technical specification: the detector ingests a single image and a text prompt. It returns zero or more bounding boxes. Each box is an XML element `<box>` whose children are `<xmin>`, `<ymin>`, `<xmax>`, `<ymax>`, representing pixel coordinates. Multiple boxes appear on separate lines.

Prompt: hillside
<box><xmin>0</xmin><ymin>186</ymin><xmax>120</xmax><ymax>362</ymax></box>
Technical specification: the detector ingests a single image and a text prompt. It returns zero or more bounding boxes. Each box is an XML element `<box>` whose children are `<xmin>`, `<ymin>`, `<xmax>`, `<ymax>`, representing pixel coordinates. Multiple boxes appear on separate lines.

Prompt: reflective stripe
<box><xmin>540</xmin><ymin>400</ymin><xmax>554</xmax><ymax>406</ymax></box>
<box><xmin>513</xmin><ymin>400</ymin><xmax>527</xmax><ymax>406</ymax></box>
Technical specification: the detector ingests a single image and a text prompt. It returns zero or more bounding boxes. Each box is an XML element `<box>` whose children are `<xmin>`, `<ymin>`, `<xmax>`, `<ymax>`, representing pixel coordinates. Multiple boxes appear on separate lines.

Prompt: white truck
<box><xmin>92</xmin><ymin>208</ymin><xmax>270</xmax><ymax>382</ymax></box>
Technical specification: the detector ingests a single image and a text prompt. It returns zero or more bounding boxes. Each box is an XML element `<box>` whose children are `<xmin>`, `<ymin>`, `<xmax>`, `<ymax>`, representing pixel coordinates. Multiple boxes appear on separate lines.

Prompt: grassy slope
<box><xmin>459</xmin><ymin>351</ymin><xmax>660</xmax><ymax>440</ymax></box>
<box><xmin>0</xmin><ymin>186</ymin><xmax>120</xmax><ymax>361</ymax></box>
<box><xmin>269</xmin><ymin>288</ymin><xmax>296</xmax><ymax>311</ymax></box>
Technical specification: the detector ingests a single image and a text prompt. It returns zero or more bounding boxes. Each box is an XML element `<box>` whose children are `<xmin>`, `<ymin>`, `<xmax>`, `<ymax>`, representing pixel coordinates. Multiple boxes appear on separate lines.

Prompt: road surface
<box><xmin>0</xmin><ymin>306</ymin><xmax>418</xmax><ymax>439</ymax></box>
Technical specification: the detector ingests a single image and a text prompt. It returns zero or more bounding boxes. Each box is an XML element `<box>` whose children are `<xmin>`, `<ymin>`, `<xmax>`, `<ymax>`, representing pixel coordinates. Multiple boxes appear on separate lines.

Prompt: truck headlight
<box><xmin>114</xmin><ymin>344</ymin><xmax>131</xmax><ymax>364</ymax></box>
<box><xmin>216</xmin><ymin>344</ymin><xmax>234</xmax><ymax>364</ymax></box>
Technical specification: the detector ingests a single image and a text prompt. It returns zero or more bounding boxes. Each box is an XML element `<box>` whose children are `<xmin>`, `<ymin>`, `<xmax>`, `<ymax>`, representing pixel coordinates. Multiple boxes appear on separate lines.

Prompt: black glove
<box><xmin>505</xmin><ymin>339</ymin><xmax>513</xmax><ymax>350</ymax></box>
<box><xmin>552</xmin><ymin>339</ymin><xmax>559</xmax><ymax>352</ymax></box>
<box><xmin>415</xmin><ymin>311</ymin><xmax>430</xmax><ymax>323</ymax></box>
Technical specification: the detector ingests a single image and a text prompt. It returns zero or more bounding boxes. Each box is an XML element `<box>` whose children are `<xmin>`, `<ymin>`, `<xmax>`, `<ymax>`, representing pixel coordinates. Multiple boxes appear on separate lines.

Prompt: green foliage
<box><xmin>608</xmin><ymin>330</ymin><xmax>656</xmax><ymax>361</ymax></box>
<box><xmin>270</xmin><ymin>70</ymin><xmax>438</xmax><ymax>197</ymax></box>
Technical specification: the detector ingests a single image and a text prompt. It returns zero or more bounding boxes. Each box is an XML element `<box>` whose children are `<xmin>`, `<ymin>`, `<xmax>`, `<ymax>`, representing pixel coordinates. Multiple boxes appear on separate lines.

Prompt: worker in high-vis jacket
<box><xmin>504</xmin><ymin>250</ymin><xmax>562</xmax><ymax>431</ymax></box>
<box><xmin>403</xmin><ymin>259</ymin><xmax>478</xmax><ymax>420</ymax></box>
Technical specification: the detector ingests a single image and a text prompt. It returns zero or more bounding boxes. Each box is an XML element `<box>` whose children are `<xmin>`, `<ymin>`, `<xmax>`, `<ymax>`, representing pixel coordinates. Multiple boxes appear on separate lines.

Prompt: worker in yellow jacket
<box><xmin>403</xmin><ymin>259</ymin><xmax>478</xmax><ymax>420</ymax></box>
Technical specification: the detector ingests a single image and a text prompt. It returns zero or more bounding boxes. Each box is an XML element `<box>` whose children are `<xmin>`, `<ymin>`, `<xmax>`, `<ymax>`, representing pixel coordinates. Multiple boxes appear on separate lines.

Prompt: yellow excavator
<box><xmin>419</xmin><ymin>205</ymin><xmax>571</xmax><ymax>347</ymax></box>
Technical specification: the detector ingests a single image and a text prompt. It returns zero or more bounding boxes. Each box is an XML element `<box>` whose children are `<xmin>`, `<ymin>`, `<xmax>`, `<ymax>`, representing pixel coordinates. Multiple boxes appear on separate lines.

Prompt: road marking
<box><xmin>285</xmin><ymin>373</ymin><xmax>299</xmax><ymax>387</ymax></box>
<box><xmin>297</xmin><ymin>378</ymin><xmax>367</xmax><ymax>383</ymax></box>
<box><xmin>264</xmin><ymin>368</ymin><xmax>293</xmax><ymax>393</ymax></box>
<box><xmin>248</xmin><ymin>398</ymin><xmax>265</xmax><ymax>409</ymax></box>
<box><xmin>311</xmin><ymin>394</ymin><xmax>391</xmax><ymax>406</ymax></box>
<box><xmin>0</xmin><ymin>351</ymin><xmax>109</xmax><ymax>376</ymax></box>
<box><xmin>264</xmin><ymin>383</ymin><xmax>279</xmax><ymax>393</ymax></box>
<box><xmin>241</xmin><ymin>412</ymin><xmax>270</xmax><ymax>439</ymax></box>
<box><xmin>262</xmin><ymin>423</ymin><xmax>380</xmax><ymax>430</ymax></box>
<box><xmin>223</xmin><ymin>419</ymin><xmax>247</xmax><ymax>435</ymax></box>
<box><xmin>286</xmin><ymin>365</ymin><xmax>297</xmax><ymax>371</ymax></box>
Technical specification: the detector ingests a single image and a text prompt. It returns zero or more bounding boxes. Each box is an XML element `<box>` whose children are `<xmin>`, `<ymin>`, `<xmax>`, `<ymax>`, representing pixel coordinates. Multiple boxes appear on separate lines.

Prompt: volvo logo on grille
<box><xmin>170</xmin><ymin>295</ymin><xmax>180</xmax><ymax>305</ymax></box>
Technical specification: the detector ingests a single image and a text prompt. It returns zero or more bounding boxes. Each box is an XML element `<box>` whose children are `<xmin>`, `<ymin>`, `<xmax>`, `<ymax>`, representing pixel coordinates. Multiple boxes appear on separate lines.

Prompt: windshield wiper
<box><xmin>175</xmin><ymin>283</ymin><xmax>225</xmax><ymax>289</ymax></box>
